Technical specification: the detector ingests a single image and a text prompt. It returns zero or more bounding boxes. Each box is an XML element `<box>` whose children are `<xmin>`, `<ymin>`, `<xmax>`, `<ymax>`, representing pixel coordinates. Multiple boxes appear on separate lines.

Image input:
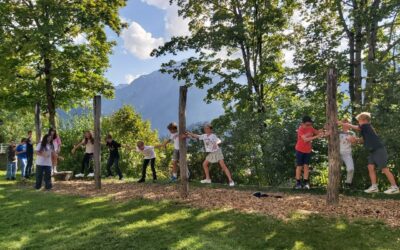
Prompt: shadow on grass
<box><xmin>0</xmin><ymin>181</ymin><xmax>399</xmax><ymax>250</ymax></box>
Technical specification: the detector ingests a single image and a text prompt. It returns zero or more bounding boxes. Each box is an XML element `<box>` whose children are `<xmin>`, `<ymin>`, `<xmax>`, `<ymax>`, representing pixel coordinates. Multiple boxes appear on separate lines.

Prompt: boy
<box><xmin>6</xmin><ymin>140</ymin><xmax>17</xmax><ymax>180</ymax></box>
<box><xmin>26</xmin><ymin>131</ymin><xmax>34</xmax><ymax>179</ymax></box>
<box><xmin>105</xmin><ymin>134</ymin><xmax>123</xmax><ymax>180</ymax></box>
<box><xmin>295</xmin><ymin>116</ymin><xmax>326</xmax><ymax>189</ymax></box>
<box><xmin>343</xmin><ymin>112</ymin><xmax>399</xmax><ymax>194</ymax></box>
<box><xmin>339</xmin><ymin>119</ymin><xmax>356</xmax><ymax>188</ymax></box>
<box><xmin>136</xmin><ymin>141</ymin><xmax>162</xmax><ymax>183</ymax></box>
<box><xmin>16</xmin><ymin>138</ymin><xmax>28</xmax><ymax>180</ymax></box>
<box><xmin>163</xmin><ymin>122</ymin><xmax>180</xmax><ymax>182</ymax></box>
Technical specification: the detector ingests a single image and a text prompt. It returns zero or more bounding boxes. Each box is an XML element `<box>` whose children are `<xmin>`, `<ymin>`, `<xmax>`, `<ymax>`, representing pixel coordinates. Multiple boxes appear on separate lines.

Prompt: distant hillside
<box><xmin>102</xmin><ymin>70</ymin><xmax>224</xmax><ymax>136</ymax></box>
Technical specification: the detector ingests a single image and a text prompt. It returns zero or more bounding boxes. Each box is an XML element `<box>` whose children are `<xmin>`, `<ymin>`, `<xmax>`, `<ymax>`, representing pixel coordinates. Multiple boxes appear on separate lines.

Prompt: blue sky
<box><xmin>104</xmin><ymin>0</ymin><xmax>191</xmax><ymax>86</ymax></box>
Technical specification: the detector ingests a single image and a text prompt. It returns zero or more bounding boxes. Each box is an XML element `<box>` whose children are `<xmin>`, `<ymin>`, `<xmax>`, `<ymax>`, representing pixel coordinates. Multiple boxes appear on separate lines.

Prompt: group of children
<box><xmin>295</xmin><ymin>112</ymin><xmax>399</xmax><ymax>194</ymax></box>
<box><xmin>70</xmin><ymin>122</ymin><xmax>235</xmax><ymax>186</ymax></box>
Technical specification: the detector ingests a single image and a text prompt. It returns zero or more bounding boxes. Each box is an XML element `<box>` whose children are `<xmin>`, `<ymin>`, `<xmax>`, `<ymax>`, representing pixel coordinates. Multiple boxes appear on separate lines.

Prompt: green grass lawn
<box><xmin>1</xmin><ymin>177</ymin><xmax>400</xmax><ymax>249</ymax></box>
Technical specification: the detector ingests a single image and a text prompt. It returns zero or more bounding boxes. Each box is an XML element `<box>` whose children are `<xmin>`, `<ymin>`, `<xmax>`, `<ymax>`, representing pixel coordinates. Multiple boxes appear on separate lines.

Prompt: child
<box><xmin>186</xmin><ymin>124</ymin><xmax>235</xmax><ymax>187</ymax></box>
<box><xmin>295</xmin><ymin>116</ymin><xmax>326</xmax><ymax>189</ymax></box>
<box><xmin>6</xmin><ymin>140</ymin><xmax>17</xmax><ymax>180</ymax></box>
<box><xmin>136</xmin><ymin>141</ymin><xmax>161</xmax><ymax>183</ymax></box>
<box><xmin>105</xmin><ymin>134</ymin><xmax>123</xmax><ymax>180</ymax></box>
<box><xmin>163</xmin><ymin>122</ymin><xmax>180</xmax><ymax>182</ymax></box>
<box><xmin>49</xmin><ymin>128</ymin><xmax>62</xmax><ymax>174</ymax></box>
<box><xmin>72</xmin><ymin>131</ymin><xmax>95</xmax><ymax>178</ymax></box>
<box><xmin>26</xmin><ymin>131</ymin><xmax>34</xmax><ymax>179</ymax></box>
<box><xmin>339</xmin><ymin>118</ymin><xmax>356</xmax><ymax>188</ymax></box>
<box><xmin>35</xmin><ymin>134</ymin><xmax>54</xmax><ymax>190</ymax></box>
<box><xmin>16</xmin><ymin>138</ymin><xmax>28</xmax><ymax>180</ymax></box>
<box><xmin>342</xmin><ymin>112</ymin><xmax>399</xmax><ymax>194</ymax></box>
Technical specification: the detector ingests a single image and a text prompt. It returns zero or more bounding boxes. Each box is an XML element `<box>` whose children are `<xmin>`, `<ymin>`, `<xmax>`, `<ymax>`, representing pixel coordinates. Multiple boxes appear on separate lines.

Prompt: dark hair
<box><xmin>137</xmin><ymin>141</ymin><xmax>145</xmax><ymax>148</ymax></box>
<box><xmin>167</xmin><ymin>122</ymin><xmax>178</xmax><ymax>131</ymax></box>
<box><xmin>28</xmin><ymin>130</ymin><xmax>32</xmax><ymax>134</ymax></box>
<box><xmin>106</xmin><ymin>134</ymin><xmax>113</xmax><ymax>140</ymax></box>
<box><xmin>20</xmin><ymin>138</ymin><xmax>27</xmax><ymax>143</ymax></box>
<box><xmin>39</xmin><ymin>134</ymin><xmax>53</xmax><ymax>152</ymax></box>
<box><xmin>302</xmin><ymin>116</ymin><xmax>313</xmax><ymax>124</ymax></box>
<box><xmin>84</xmin><ymin>131</ymin><xmax>94</xmax><ymax>145</ymax></box>
<box><xmin>48</xmin><ymin>127</ymin><xmax>58</xmax><ymax>140</ymax></box>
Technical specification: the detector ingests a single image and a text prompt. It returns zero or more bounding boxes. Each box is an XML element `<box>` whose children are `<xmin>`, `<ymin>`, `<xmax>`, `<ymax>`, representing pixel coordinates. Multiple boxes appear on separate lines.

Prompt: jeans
<box><xmin>18</xmin><ymin>158</ymin><xmax>28</xmax><ymax>177</ymax></box>
<box><xmin>6</xmin><ymin>162</ymin><xmax>17</xmax><ymax>179</ymax></box>
<box><xmin>26</xmin><ymin>153</ymin><xmax>34</xmax><ymax>177</ymax></box>
<box><xmin>81</xmin><ymin>153</ymin><xmax>94</xmax><ymax>174</ymax></box>
<box><xmin>106</xmin><ymin>156</ymin><xmax>123</xmax><ymax>179</ymax></box>
<box><xmin>35</xmin><ymin>165</ymin><xmax>52</xmax><ymax>190</ymax></box>
<box><xmin>141</xmin><ymin>158</ymin><xmax>157</xmax><ymax>180</ymax></box>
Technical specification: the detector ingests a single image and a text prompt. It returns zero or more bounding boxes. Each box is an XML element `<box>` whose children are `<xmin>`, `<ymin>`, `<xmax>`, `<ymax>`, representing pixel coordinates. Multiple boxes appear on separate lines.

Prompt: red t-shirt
<box><xmin>295</xmin><ymin>126</ymin><xmax>318</xmax><ymax>153</ymax></box>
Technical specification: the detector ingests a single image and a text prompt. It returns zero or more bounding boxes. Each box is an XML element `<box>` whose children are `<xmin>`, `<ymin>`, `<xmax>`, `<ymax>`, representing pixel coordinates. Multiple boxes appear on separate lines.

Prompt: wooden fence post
<box><xmin>35</xmin><ymin>103</ymin><xmax>42</xmax><ymax>142</ymax></box>
<box><xmin>93</xmin><ymin>95</ymin><xmax>102</xmax><ymax>189</ymax></box>
<box><xmin>326</xmin><ymin>67</ymin><xmax>341</xmax><ymax>205</ymax></box>
<box><xmin>179</xmin><ymin>86</ymin><xmax>189</xmax><ymax>198</ymax></box>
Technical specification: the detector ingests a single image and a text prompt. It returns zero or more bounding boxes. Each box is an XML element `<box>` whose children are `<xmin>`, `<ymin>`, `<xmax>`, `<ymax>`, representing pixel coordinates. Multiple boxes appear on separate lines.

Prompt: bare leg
<box><xmin>303</xmin><ymin>165</ymin><xmax>309</xmax><ymax>180</ymax></box>
<box><xmin>218</xmin><ymin>160</ymin><xmax>233</xmax><ymax>182</ymax></box>
<box><xmin>295</xmin><ymin>166</ymin><xmax>303</xmax><ymax>180</ymax></box>
<box><xmin>368</xmin><ymin>164</ymin><xmax>377</xmax><ymax>185</ymax></box>
<box><xmin>202</xmin><ymin>160</ymin><xmax>210</xmax><ymax>180</ymax></box>
<box><xmin>382</xmin><ymin>167</ymin><xmax>398</xmax><ymax>186</ymax></box>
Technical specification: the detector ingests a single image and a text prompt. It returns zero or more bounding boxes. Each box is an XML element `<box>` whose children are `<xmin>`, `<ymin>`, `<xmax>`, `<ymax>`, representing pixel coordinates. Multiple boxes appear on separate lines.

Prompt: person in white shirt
<box><xmin>339</xmin><ymin>119</ymin><xmax>357</xmax><ymax>188</ymax></box>
<box><xmin>136</xmin><ymin>141</ymin><xmax>164</xmax><ymax>183</ymax></box>
<box><xmin>71</xmin><ymin>131</ymin><xmax>95</xmax><ymax>178</ymax></box>
<box><xmin>48</xmin><ymin>127</ymin><xmax>62</xmax><ymax>174</ymax></box>
<box><xmin>35</xmin><ymin>134</ymin><xmax>55</xmax><ymax>190</ymax></box>
<box><xmin>162</xmin><ymin>122</ymin><xmax>181</xmax><ymax>182</ymax></box>
<box><xmin>186</xmin><ymin>123</ymin><xmax>235</xmax><ymax>187</ymax></box>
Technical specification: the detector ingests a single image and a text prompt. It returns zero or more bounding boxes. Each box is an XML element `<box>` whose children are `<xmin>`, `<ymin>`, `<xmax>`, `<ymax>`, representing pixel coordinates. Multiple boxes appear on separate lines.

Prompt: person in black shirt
<box><xmin>105</xmin><ymin>134</ymin><xmax>123</xmax><ymax>180</ymax></box>
<box><xmin>25</xmin><ymin>131</ymin><xmax>34</xmax><ymax>178</ymax></box>
<box><xmin>342</xmin><ymin>112</ymin><xmax>399</xmax><ymax>194</ymax></box>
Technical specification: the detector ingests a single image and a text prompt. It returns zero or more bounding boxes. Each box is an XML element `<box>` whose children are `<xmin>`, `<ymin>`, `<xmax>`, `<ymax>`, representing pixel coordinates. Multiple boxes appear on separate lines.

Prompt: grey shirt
<box><xmin>360</xmin><ymin>124</ymin><xmax>384</xmax><ymax>151</ymax></box>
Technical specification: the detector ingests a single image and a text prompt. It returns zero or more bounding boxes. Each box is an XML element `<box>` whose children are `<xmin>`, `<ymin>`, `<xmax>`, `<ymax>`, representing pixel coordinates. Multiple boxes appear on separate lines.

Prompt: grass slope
<box><xmin>0</xmin><ymin>178</ymin><xmax>399</xmax><ymax>249</ymax></box>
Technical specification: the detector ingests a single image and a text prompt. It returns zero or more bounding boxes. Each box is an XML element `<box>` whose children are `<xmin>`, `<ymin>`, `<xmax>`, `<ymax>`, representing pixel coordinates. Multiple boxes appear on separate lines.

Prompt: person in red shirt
<box><xmin>295</xmin><ymin>116</ymin><xmax>326</xmax><ymax>189</ymax></box>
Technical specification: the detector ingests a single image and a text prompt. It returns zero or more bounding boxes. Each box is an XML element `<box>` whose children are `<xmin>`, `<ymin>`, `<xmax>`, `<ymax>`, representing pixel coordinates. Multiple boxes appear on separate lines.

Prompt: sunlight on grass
<box><xmin>202</xmin><ymin>220</ymin><xmax>231</xmax><ymax>231</ymax></box>
<box><xmin>336</xmin><ymin>221</ymin><xmax>347</xmax><ymax>230</ymax></box>
<box><xmin>118</xmin><ymin>204</ymin><xmax>161</xmax><ymax>217</ymax></box>
<box><xmin>7</xmin><ymin>236</ymin><xmax>30</xmax><ymax>249</ymax></box>
<box><xmin>265</xmin><ymin>231</ymin><xmax>277</xmax><ymax>241</ymax></box>
<box><xmin>35</xmin><ymin>210</ymin><xmax>49</xmax><ymax>217</ymax></box>
<box><xmin>172</xmin><ymin>236</ymin><xmax>203</xmax><ymax>250</ymax></box>
<box><xmin>292</xmin><ymin>241</ymin><xmax>312</xmax><ymax>250</ymax></box>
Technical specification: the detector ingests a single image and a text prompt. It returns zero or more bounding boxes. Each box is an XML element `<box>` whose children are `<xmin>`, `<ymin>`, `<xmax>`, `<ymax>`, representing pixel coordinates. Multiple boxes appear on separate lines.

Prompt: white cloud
<box><xmin>121</xmin><ymin>22</ymin><xmax>164</xmax><ymax>60</ymax></box>
<box><xmin>73</xmin><ymin>33</ymin><xmax>88</xmax><ymax>45</ymax></box>
<box><xmin>142</xmin><ymin>0</ymin><xmax>190</xmax><ymax>37</ymax></box>
<box><xmin>124</xmin><ymin>74</ymin><xmax>141</xmax><ymax>84</ymax></box>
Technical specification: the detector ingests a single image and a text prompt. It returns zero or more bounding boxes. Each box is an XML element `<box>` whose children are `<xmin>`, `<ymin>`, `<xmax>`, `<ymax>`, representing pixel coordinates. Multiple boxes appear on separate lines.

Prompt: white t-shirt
<box><xmin>199</xmin><ymin>134</ymin><xmax>221</xmax><ymax>153</ymax></box>
<box><xmin>82</xmin><ymin>139</ymin><xmax>94</xmax><ymax>154</ymax></box>
<box><xmin>339</xmin><ymin>131</ymin><xmax>355</xmax><ymax>154</ymax></box>
<box><xmin>170</xmin><ymin>132</ymin><xmax>180</xmax><ymax>150</ymax></box>
<box><xmin>137</xmin><ymin>146</ymin><xmax>156</xmax><ymax>159</ymax></box>
<box><xmin>35</xmin><ymin>144</ymin><xmax>53</xmax><ymax>166</ymax></box>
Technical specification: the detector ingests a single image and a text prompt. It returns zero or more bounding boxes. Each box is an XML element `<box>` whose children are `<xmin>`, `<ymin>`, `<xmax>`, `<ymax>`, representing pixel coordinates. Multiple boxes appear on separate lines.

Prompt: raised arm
<box><xmin>71</xmin><ymin>140</ymin><xmax>84</xmax><ymax>154</ymax></box>
<box><xmin>185</xmin><ymin>131</ymin><xmax>200</xmax><ymax>139</ymax></box>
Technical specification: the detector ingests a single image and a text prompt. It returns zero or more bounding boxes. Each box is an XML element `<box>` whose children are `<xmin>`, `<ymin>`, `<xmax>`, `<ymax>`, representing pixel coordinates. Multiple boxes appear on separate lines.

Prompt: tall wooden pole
<box><xmin>93</xmin><ymin>95</ymin><xmax>102</xmax><ymax>189</ymax></box>
<box><xmin>326</xmin><ymin>68</ymin><xmax>341</xmax><ymax>205</ymax></box>
<box><xmin>35</xmin><ymin>103</ymin><xmax>42</xmax><ymax>142</ymax></box>
<box><xmin>179</xmin><ymin>86</ymin><xmax>189</xmax><ymax>198</ymax></box>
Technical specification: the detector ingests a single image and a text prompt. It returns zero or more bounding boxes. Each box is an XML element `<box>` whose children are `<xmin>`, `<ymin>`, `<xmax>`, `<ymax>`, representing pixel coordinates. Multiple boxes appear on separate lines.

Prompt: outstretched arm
<box><xmin>71</xmin><ymin>141</ymin><xmax>84</xmax><ymax>154</ymax></box>
<box><xmin>185</xmin><ymin>131</ymin><xmax>200</xmax><ymax>139</ymax></box>
<box><xmin>338</xmin><ymin>121</ymin><xmax>360</xmax><ymax>131</ymax></box>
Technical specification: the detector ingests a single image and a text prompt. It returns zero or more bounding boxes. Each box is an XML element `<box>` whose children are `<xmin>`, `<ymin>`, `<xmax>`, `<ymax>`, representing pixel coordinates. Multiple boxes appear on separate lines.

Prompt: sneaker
<box><xmin>364</xmin><ymin>185</ymin><xmax>379</xmax><ymax>193</ymax></box>
<box><xmin>229</xmin><ymin>181</ymin><xmax>235</xmax><ymax>187</ymax></box>
<box><xmin>137</xmin><ymin>179</ymin><xmax>145</xmax><ymax>183</ymax></box>
<box><xmin>170</xmin><ymin>176</ymin><xmax>177</xmax><ymax>183</ymax></box>
<box><xmin>303</xmin><ymin>183</ymin><xmax>310</xmax><ymax>190</ymax></box>
<box><xmin>295</xmin><ymin>183</ymin><xmax>302</xmax><ymax>189</ymax></box>
<box><xmin>383</xmin><ymin>186</ymin><xmax>400</xmax><ymax>195</ymax></box>
<box><xmin>75</xmin><ymin>173</ymin><xmax>84</xmax><ymax>178</ymax></box>
<box><xmin>200</xmin><ymin>179</ymin><xmax>212</xmax><ymax>184</ymax></box>
<box><xmin>87</xmin><ymin>173</ymin><xmax>94</xmax><ymax>178</ymax></box>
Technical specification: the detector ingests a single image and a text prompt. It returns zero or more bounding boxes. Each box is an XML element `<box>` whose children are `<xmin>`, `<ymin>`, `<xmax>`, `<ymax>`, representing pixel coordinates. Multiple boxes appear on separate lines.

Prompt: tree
<box><xmin>0</xmin><ymin>0</ymin><xmax>127</xmax><ymax>128</ymax></box>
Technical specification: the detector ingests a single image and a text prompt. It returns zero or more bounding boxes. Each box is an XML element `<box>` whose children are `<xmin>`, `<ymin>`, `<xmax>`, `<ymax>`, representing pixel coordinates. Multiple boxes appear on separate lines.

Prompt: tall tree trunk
<box><xmin>93</xmin><ymin>95</ymin><xmax>102</xmax><ymax>189</ymax></box>
<box><xmin>44</xmin><ymin>57</ymin><xmax>56</xmax><ymax>129</ymax></box>
<box><xmin>354</xmin><ymin>29</ymin><xmax>363</xmax><ymax>110</ymax></box>
<box><xmin>348</xmin><ymin>33</ymin><xmax>356</xmax><ymax>116</ymax></box>
<box><xmin>179</xmin><ymin>86</ymin><xmax>189</xmax><ymax>198</ymax></box>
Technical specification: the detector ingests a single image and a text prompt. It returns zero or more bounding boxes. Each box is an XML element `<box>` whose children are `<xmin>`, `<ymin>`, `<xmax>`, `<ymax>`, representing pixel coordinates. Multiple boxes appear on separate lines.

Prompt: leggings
<box><xmin>141</xmin><ymin>158</ymin><xmax>157</xmax><ymax>180</ymax></box>
<box><xmin>107</xmin><ymin>156</ymin><xmax>123</xmax><ymax>179</ymax></box>
<box><xmin>81</xmin><ymin>153</ymin><xmax>94</xmax><ymax>174</ymax></box>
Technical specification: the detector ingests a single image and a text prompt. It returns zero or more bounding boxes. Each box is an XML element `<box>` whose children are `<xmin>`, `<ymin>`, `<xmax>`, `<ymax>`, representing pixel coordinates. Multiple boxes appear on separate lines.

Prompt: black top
<box><xmin>26</xmin><ymin>137</ymin><xmax>34</xmax><ymax>155</ymax></box>
<box><xmin>7</xmin><ymin>145</ymin><xmax>16</xmax><ymax>162</ymax></box>
<box><xmin>106</xmin><ymin>140</ymin><xmax>121</xmax><ymax>158</ymax></box>
<box><xmin>360</xmin><ymin>124</ymin><xmax>384</xmax><ymax>151</ymax></box>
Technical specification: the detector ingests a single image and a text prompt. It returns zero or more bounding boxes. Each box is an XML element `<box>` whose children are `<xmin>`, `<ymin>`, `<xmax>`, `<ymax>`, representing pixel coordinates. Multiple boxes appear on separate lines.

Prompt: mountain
<box><xmin>102</xmin><ymin>70</ymin><xmax>224</xmax><ymax>136</ymax></box>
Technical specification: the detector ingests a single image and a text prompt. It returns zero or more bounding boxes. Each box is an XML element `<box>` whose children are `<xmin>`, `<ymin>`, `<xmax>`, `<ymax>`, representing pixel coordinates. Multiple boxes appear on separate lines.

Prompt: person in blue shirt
<box><xmin>16</xmin><ymin>138</ymin><xmax>28</xmax><ymax>180</ymax></box>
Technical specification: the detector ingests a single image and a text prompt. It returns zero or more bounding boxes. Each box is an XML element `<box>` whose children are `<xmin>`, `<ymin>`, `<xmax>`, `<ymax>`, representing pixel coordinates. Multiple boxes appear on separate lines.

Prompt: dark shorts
<box><xmin>172</xmin><ymin>149</ymin><xmax>180</xmax><ymax>162</ymax></box>
<box><xmin>296</xmin><ymin>151</ymin><xmax>311</xmax><ymax>166</ymax></box>
<box><xmin>368</xmin><ymin>147</ymin><xmax>388</xmax><ymax>170</ymax></box>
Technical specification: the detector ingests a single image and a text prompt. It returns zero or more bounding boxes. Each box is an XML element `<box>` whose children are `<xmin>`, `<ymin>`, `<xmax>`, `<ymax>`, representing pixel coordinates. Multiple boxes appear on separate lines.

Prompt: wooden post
<box><xmin>179</xmin><ymin>86</ymin><xmax>189</xmax><ymax>198</ymax></box>
<box><xmin>35</xmin><ymin>103</ymin><xmax>42</xmax><ymax>142</ymax></box>
<box><xmin>326</xmin><ymin>68</ymin><xmax>341</xmax><ymax>205</ymax></box>
<box><xmin>93</xmin><ymin>95</ymin><xmax>102</xmax><ymax>189</ymax></box>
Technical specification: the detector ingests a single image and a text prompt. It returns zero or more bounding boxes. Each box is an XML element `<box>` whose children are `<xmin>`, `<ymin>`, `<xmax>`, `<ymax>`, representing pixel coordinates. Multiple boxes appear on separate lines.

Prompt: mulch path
<box><xmin>51</xmin><ymin>180</ymin><xmax>400</xmax><ymax>227</ymax></box>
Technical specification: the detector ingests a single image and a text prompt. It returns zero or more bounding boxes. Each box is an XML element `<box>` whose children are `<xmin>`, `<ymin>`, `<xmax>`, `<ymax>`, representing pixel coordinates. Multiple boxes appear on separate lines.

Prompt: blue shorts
<box><xmin>296</xmin><ymin>151</ymin><xmax>311</xmax><ymax>166</ymax></box>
